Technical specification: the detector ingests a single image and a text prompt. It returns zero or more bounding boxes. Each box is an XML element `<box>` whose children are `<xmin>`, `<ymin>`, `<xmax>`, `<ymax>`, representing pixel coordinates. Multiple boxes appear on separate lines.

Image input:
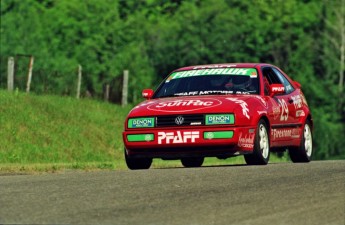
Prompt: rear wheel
<box><xmin>244</xmin><ymin>119</ymin><xmax>270</xmax><ymax>165</ymax></box>
<box><xmin>181</xmin><ymin>157</ymin><xmax>204</xmax><ymax>168</ymax></box>
<box><xmin>124</xmin><ymin>149</ymin><xmax>152</xmax><ymax>170</ymax></box>
<box><xmin>289</xmin><ymin>121</ymin><xmax>313</xmax><ymax>163</ymax></box>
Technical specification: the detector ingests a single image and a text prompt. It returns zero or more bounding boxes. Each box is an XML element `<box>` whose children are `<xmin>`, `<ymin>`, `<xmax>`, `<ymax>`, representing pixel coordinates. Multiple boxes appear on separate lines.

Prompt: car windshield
<box><xmin>154</xmin><ymin>68</ymin><xmax>259</xmax><ymax>98</ymax></box>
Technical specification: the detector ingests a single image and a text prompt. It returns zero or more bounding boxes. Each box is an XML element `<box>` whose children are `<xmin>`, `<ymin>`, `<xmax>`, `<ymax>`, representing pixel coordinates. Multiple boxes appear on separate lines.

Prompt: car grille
<box><xmin>156</xmin><ymin>114</ymin><xmax>204</xmax><ymax>127</ymax></box>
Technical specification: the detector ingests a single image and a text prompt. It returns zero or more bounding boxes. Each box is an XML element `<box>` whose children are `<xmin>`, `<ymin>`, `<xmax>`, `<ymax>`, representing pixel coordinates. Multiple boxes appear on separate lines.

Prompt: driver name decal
<box><xmin>158</xmin><ymin>131</ymin><xmax>199</xmax><ymax>144</ymax></box>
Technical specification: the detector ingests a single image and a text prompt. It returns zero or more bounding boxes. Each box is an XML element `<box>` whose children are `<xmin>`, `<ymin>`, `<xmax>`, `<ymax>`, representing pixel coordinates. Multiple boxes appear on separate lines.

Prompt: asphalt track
<box><xmin>0</xmin><ymin>160</ymin><xmax>344</xmax><ymax>225</ymax></box>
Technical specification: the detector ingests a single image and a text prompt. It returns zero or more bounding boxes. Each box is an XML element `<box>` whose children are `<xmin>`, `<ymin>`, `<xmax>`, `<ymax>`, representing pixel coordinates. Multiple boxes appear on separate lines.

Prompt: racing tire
<box><xmin>124</xmin><ymin>149</ymin><xmax>152</xmax><ymax>170</ymax></box>
<box><xmin>244</xmin><ymin>119</ymin><xmax>270</xmax><ymax>165</ymax></box>
<box><xmin>181</xmin><ymin>157</ymin><xmax>204</xmax><ymax>168</ymax></box>
<box><xmin>288</xmin><ymin>121</ymin><xmax>313</xmax><ymax>163</ymax></box>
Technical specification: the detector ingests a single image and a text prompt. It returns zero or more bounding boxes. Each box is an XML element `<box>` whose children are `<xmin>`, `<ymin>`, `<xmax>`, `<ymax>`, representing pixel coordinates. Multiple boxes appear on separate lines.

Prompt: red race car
<box><xmin>122</xmin><ymin>63</ymin><xmax>313</xmax><ymax>169</ymax></box>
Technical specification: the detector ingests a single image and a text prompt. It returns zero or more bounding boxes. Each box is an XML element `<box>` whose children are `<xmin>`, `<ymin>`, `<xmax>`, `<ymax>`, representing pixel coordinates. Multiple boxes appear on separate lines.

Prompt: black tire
<box><xmin>289</xmin><ymin>121</ymin><xmax>313</xmax><ymax>163</ymax></box>
<box><xmin>181</xmin><ymin>157</ymin><xmax>204</xmax><ymax>168</ymax></box>
<box><xmin>124</xmin><ymin>149</ymin><xmax>152</xmax><ymax>170</ymax></box>
<box><xmin>244</xmin><ymin>119</ymin><xmax>270</xmax><ymax>165</ymax></box>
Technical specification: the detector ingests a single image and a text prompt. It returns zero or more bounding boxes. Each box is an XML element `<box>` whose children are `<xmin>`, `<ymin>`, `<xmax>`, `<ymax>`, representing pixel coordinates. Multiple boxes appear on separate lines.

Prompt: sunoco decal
<box><xmin>147</xmin><ymin>98</ymin><xmax>222</xmax><ymax>112</ymax></box>
<box><xmin>158</xmin><ymin>131</ymin><xmax>199</xmax><ymax>144</ymax></box>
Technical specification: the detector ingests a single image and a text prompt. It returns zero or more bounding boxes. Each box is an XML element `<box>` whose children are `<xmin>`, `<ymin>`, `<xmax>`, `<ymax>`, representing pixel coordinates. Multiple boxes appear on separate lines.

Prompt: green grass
<box><xmin>0</xmin><ymin>90</ymin><xmax>131</xmax><ymax>172</ymax></box>
<box><xmin>0</xmin><ymin>90</ymin><xmax>289</xmax><ymax>173</ymax></box>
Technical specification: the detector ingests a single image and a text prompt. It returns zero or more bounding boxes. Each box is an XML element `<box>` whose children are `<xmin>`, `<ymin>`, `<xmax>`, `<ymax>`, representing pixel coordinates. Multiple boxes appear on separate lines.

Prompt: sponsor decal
<box><xmin>128</xmin><ymin>117</ymin><xmax>154</xmax><ymax>128</ymax></box>
<box><xmin>271</xmin><ymin>128</ymin><xmax>300</xmax><ymax>140</ymax></box>
<box><xmin>278</xmin><ymin>99</ymin><xmax>289</xmax><ymax>121</ymax></box>
<box><xmin>175</xmin><ymin>90</ymin><xmax>234</xmax><ymax>96</ymax></box>
<box><xmin>296</xmin><ymin>110</ymin><xmax>305</xmax><ymax>117</ymax></box>
<box><xmin>226</xmin><ymin>98</ymin><xmax>250</xmax><ymax>119</ymax></box>
<box><xmin>238</xmin><ymin>132</ymin><xmax>255</xmax><ymax>148</ymax></box>
<box><xmin>167</xmin><ymin>68</ymin><xmax>257</xmax><ymax>81</ymax></box>
<box><xmin>291</xmin><ymin>95</ymin><xmax>303</xmax><ymax>109</ymax></box>
<box><xmin>205</xmin><ymin>114</ymin><xmax>234</xmax><ymax>125</ymax></box>
<box><xmin>147</xmin><ymin>98</ymin><xmax>222</xmax><ymax>112</ymax></box>
<box><xmin>158</xmin><ymin>131</ymin><xmax>199</xmax><ymax>144</ymax></box>
<box><xmin>272</xmin><ymin>86</ymin><xmax>285</xmax><ymax>92</ymax></box>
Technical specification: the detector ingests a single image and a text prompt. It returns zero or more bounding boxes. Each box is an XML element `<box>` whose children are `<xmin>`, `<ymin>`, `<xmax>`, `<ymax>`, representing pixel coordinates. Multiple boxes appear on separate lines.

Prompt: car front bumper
<box><xmin>123</xmin><ymin>126</ymin><xmax>256</xmax><ymax>159</ymax></box>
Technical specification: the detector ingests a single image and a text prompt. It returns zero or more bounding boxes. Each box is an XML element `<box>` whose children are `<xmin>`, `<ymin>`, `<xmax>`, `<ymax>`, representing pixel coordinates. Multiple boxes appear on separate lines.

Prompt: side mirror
<box><xmin>269</xmin><ymin>84</ymin><xmax>285</xmax><ymax>97</ymax></box>
<box><xmin>142</xmin><ymin>89</ymin><xmax>154</xmax><ymax>99</ymax></box>
<box><xmin>293</xmin><ymin>81</ymin><xmax>301</xmax><ymax>89</ymax></box>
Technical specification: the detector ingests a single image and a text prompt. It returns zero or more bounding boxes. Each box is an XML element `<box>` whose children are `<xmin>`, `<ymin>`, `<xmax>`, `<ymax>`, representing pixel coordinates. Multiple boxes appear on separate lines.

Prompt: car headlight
<box><xmin>128</xmin><ymin>117</ymin><xmax>155</xmax><ymax>128</ymax></box>
<box><xmin>205</xmin><ymin>114</ymin><xmax>234</xmax><ymax>125</ymax></box>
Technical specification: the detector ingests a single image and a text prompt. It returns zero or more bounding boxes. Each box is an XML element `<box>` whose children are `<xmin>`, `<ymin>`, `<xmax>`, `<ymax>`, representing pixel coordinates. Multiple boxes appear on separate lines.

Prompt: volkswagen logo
<box><xmin>175</xmin><ymin>116</ymin><xmax>184</xmax><ymax>125</ymax></box>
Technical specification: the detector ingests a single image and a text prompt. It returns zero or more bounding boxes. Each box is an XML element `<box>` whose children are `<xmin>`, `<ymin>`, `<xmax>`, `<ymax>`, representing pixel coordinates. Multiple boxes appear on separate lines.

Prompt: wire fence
<box><xmin>0</xmin><ymin>56</ymin><xmax>127</xmax><ymax>103</ymax></box>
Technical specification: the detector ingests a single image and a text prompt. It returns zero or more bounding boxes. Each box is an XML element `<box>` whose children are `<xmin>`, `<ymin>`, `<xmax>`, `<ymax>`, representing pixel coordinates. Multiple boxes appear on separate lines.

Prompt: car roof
<box><xmin>174</xmin><ymin>63</ymin><xmax>274</xmax><ymax>72</ymax></box>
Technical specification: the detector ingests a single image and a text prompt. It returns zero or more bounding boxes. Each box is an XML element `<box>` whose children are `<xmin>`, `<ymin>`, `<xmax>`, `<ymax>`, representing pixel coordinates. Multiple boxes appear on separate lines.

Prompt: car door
<box><xmin>261</xmin><ymin>66</ymin><xmax>296</xmax><ymax>145</ymax></box>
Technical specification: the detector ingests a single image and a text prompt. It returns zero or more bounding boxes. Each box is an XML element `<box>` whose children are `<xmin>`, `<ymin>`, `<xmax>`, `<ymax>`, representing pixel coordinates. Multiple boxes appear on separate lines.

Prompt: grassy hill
<box><xmin>0</xmin><ymin>90</ymin><xmax>289</xmax><ymax>173</ymax></box>
<box><xmin>0</xmin><ymin>90</ymin><xmax>133</xmax><ymax>172</ymax></box>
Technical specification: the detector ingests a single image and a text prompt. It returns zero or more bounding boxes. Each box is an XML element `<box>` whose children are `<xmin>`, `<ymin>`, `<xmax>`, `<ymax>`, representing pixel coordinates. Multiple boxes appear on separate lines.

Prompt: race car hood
<box><xmin>128</xmin><ymin>95</ymin><xmax>259</xmax><ymax>117</ymax></box>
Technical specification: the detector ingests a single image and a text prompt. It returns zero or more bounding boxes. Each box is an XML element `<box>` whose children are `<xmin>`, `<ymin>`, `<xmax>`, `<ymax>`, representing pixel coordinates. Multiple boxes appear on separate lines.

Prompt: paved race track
<box><xmin>1</xmin><ymin>160</ymin><xmax>344</xmax><ymax>225</ymax></box>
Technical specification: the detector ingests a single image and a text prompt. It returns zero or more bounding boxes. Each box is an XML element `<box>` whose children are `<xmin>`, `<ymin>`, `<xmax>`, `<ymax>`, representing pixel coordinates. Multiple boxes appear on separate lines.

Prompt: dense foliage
<box><xmin>1</xmin><ymin>0</ymin><xmax>344</xmax><ymax>160</ymax></box>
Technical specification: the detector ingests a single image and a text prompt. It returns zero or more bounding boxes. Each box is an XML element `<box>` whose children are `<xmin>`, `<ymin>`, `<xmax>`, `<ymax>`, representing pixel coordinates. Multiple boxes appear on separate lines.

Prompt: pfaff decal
<box><xmin>272</xmin><ymin>86</ymin><xmax>285</xmax><ymax>92</ymax></box>
<box><xmin>278</xmin><ymin>99</ymin><xmax>288</xmax><ymax>121</ymax></box>
<box><xmin>226</xmin><ymin>98</ymin><xmax>250</xmax><ymax>119</ymax></box>
<box><xmin>238</xmin><ymin>132</ymin><xmax>255</xmax><ymax>148</ymax></box>
<box><xmin>158</xmin><ymin>131</ymin><xmax>200</xmax><ymax>144</ymax></box>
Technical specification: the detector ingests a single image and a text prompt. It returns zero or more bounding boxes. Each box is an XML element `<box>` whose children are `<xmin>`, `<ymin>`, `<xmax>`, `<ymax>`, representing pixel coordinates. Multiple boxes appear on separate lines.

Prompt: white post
<box><xmin>122</xmin><ymin>70</ymin><xmax>129</xmax><ymax>107</ymax></box>
<box><xmin>76</xmin><ymin>64</ymin><xmax>82</xmax><ymax>99</ymax></box>
<box><xmin>7</xmin><ymin>57</ymin><xmax>14</xmax><ymax>91</ymax></box>
<box><xmin>26</xmin><ymin>56</ymin><xmax>34</xmax><ymax>93</ymax></box>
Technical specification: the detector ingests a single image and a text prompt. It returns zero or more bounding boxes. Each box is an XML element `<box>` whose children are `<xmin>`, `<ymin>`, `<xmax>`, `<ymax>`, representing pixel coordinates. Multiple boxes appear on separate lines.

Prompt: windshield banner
<box><xmin>167</xmin><ymin>68</ymin><xmax>257</xmax><ymax>82</ymax></box>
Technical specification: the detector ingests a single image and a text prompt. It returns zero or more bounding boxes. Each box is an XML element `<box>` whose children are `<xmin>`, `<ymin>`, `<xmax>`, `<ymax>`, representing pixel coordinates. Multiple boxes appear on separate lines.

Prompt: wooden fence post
<box><xmin>7</xmin><ymin>57</ymin><xmax>14</xmax><ymax>91</ymax></box>
<box><xmin>104</xmin><ymin>84</ymin><xmax>110</xmax><ymax>101</ymax></box>
<box><xmin>122</xmin><ymin>70</ymin><xmax>129</xmax><ymax>107</ymax></box>
<box><xmin>26</xmin><ymin>55</ymin><xmax>34</xmax><ymax>93</ymax></box>
<box><xmin>76</xmin><ymin>64</ymin><xmax>82</xmax><ymax>99</ymax></box>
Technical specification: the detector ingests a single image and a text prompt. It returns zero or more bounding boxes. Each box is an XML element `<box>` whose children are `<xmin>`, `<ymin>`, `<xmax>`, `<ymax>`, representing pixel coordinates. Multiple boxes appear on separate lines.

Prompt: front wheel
<box><xmin>244</xmin><ymin>119</ymin><xmax>270</xmax><ymax>165</ymax></box>
<box><xmin>288</xmin><ymin>121</ymin><xmax>313</xmax><ymax>163</ymax></box>
<box><xmin>181</xmin><ymin>157</ymin><xmax>204</xmax><ymax>168</ymax></box>
<box><xmin>124</xmin><ymin>149</ymin><xmax>152</xmax><ymax>170</ymax></box>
